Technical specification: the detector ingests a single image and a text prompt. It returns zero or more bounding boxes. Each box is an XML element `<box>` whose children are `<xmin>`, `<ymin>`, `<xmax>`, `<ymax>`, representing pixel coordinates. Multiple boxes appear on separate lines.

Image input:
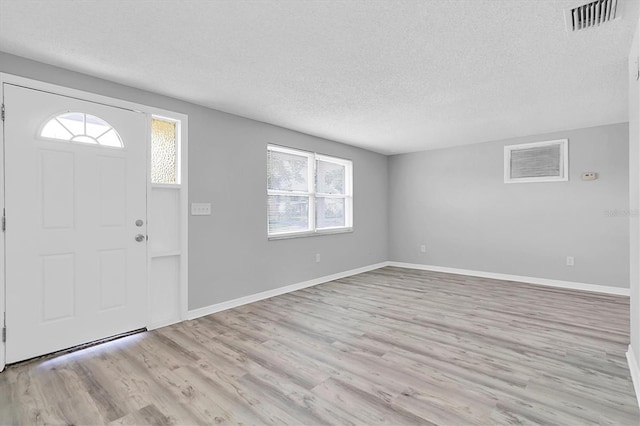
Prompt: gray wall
<box><xmin>628</xmin><ymin>21</ymin><xmax>639</xmax><ymax>367</ymax></box>
<box><xmin>389</xmin><ymin>123</ymin><xmax>630</xmax><ymax>288</ymax></box>
<box><xmin>0</xmin><ymin>52</ymin><xmax>389</xmax><ymax>310</ymax></box>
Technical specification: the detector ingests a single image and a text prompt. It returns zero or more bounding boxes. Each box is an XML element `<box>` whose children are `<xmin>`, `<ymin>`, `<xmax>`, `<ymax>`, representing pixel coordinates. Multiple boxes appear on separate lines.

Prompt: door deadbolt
<box><xmin>135</xmin><ymin>219</ymin><xmax>144</xmax><ymax>227</ymax></box>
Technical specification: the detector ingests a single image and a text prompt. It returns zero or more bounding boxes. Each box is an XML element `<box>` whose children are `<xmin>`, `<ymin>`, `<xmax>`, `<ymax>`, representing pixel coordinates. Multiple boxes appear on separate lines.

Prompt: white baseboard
<box><xmin>187</xmin><ymin>261</ymin><xmax>390</xmax><ymax>320</ymax></box>
<box><xmin>147</xmin><ymin>317</ymin><xmax>183</xmax><ymax>331</ymax></box>
<box><xmin>387</xmin><ymin>262</ymin><xmax>630</xmax><ymax>296</ymax></box>
<box><xmin>187</xmin><ymin>260</ymin><xmax>629</xmax><ymax>321</ymax></box>
<box><xmin>627</xmin><ymin>345</ymin><xmax>640</xmax><ymax>410</ymax></box>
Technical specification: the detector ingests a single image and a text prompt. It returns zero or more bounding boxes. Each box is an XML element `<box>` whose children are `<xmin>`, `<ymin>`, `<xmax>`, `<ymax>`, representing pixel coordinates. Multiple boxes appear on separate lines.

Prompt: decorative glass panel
<box><xmin>268</xmin><ymin>150</ymin><xmax>309</xmax><ymax>192</ymax></box>
<box><xmin>268</xmin><ymin>195</ymin><xmax>310</xmax><ymax>234</ymax></box>
<box><xmin>40</xmin><ymin>112</ymin><xmax>123</xmax><ymax>148</ymax></box>
<box><xmin>85</xmin><ymin>115</ymin><xmax>112</xmax><ymax>138</ymax></box>
<box><xmin>151</xmin><ymin>119</ymin><xmax>178</xmax><ymax>184</ymax></box>
<box><xmin>57</xmin><ymin>113</ymin><xmax>84</xmax><ymax>135</ymax></box>
<box><xmin>98</xmin><ymin>129</ymin><xmax>122</xmax><ymax>147</ymax></box>
<box><xmin>316</xmin><ymin>160</ymin><xmax>345</xmax><ymax>195</ymax></box>
<box><xmin>316</xmin><ymin>197</ymin><xmax>345</xmax><ymax>228</ymax></box>
<box><xmin>41</xmin><ymin>120</ymin><xmax>72</xmax><ymax>140</ymax></box>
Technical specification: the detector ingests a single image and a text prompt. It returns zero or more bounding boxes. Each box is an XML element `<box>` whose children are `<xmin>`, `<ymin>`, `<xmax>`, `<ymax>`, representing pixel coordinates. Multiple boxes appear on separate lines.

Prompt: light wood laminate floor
<box><xmin>0</xmin><ymin>266</ymin><xmax>638</xmax><ymax>425</ymax></box>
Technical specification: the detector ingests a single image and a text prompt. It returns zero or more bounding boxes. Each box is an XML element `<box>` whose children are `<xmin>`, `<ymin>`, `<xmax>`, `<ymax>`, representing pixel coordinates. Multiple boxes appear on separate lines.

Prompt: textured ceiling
<box><xmin>0</xmin><ymin>0</ymin><xmax>638</xmax><ymax>154</ymax></box>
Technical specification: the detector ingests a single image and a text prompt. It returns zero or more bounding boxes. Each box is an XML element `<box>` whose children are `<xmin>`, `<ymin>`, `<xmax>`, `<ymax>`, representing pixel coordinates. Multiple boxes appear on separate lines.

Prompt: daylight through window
<box><xmin>40</xmin><ymin>112</ymin><xmax>123</xmax><ymax>147</ymax></box>
<box><xmin>151</xmin><ymin>118</ymin><xmax>179</xmax><ymax>184</ymax></box>
<box><xmin>267</xmin><ymin>145</ymin><xmax>353</xmax><ymax>238</ymax></box>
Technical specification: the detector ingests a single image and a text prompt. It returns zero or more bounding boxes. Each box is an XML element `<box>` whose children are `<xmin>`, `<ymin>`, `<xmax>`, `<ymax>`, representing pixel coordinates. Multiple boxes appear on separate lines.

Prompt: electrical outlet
<box><xmin>315</xmin><ymin>253</ymin><xmax>321</xmax><ymax>263</ymax></box>
<box><xmin>420</xmin><ymin>245</ymin><xmax>426</xmax><ymax>253</ymax></box>
<box><xmin>566</xmin><ymin>256</ymin><xmax>575</xmax><ymax>267</ymax></box>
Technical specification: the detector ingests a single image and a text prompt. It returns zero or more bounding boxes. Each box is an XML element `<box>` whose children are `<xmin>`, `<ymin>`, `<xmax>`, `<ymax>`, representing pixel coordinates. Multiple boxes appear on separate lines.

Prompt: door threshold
<box><xmin>6</xmin><ymin>328</ymin><xmax>147</xmax><ymax>368</ymax></box>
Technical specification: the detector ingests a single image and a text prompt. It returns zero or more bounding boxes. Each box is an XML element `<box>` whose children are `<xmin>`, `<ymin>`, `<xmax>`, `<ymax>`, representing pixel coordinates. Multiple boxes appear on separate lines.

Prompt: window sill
<box><xmin>151</xmin><ymin>183</ymin><xmax>181</xmax><ymax>189</ymax></box>
<box><xmin>268</xmin><ymin>227</ymin><xmax>353</xmax><ymax>241</ymax></box>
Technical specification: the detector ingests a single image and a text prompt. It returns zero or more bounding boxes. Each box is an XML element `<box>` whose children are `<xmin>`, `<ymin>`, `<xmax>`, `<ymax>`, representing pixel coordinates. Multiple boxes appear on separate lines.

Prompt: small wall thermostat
<box><xmin>581</xmin><ymin>172</ymin><xmax>597</xmax><ymax>181</ymax></box>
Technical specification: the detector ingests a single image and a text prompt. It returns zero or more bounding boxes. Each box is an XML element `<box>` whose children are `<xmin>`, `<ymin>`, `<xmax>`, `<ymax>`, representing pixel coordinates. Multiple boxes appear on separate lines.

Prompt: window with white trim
<box><xmin>267</xmin><ymin>145</ymin><xmax>353</xmax><ymax>238</ymax></box>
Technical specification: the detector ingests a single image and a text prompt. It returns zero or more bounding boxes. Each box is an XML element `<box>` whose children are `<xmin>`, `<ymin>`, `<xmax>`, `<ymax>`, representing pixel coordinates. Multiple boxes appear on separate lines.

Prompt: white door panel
<box><xmin>4</xmin><ymin>84</ymin><xmax>147</xmax><ymax>363</ymax></box>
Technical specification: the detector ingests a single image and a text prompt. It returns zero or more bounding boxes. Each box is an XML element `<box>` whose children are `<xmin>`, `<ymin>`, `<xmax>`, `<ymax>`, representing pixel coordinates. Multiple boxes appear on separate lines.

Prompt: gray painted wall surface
<box><xmin>389</xmin><ymin>123</ymin><xmax>630</xmax><ymax>288</ymax></box>
<box><xmin>628</xmin><ymin>22</ymin><xmax>639</xmax><ymax>366</ymax></box>
<box><xmin>0</xmin><ymin>52</ymin><xmax>389</xmax><ymax>310</ymax></box>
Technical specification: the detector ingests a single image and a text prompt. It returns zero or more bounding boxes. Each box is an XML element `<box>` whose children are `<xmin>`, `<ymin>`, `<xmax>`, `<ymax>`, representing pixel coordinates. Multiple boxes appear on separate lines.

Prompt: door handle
<box><xmin>135</xmin><ymin>234</ymin><xmax>145</xmax><ymax>242</ymax></box>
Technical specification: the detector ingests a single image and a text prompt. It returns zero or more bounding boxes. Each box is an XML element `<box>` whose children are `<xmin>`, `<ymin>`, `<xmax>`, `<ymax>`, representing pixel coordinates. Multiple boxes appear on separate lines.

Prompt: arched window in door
<box><xmin>40</xmin><ymin>112</ymin><xmax>123</xmax><ymax>148</ymax></box>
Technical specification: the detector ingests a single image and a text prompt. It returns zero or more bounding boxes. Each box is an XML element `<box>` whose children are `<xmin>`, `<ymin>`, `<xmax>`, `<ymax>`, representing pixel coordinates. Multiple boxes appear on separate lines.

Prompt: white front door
<box><xmin>4</xmin><ymin>84</ymin><xmax>148</xmax><ymax>363</ymax></box>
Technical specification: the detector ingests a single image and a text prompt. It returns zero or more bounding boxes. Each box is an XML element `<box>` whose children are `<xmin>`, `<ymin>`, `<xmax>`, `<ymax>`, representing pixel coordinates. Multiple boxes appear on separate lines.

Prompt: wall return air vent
<box><xmin>565</xmin><ymin>0</ymin><xmax>619</xmax><ymax>32</ymax></box>
<box><xmin>504</xmin><ymin>139</ymin><xmax>569</xmax><ymax>184</ymax></box>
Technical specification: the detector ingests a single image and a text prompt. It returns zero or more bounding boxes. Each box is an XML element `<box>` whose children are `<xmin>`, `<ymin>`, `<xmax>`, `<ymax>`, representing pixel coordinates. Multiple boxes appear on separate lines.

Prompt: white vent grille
<box><xmin>567</xmin><ymin>0</ymin><xmax>619</xmax><ymax>31</ymax></box>
<box><xmin>510</xmin><ymin>145</ymin><xmax>561</xmax><ymax>179</ymax></box>
<box><xmin>504</xmin><ymin>139</ymin><xmax>568</xmax><ymax>183</ymax></box>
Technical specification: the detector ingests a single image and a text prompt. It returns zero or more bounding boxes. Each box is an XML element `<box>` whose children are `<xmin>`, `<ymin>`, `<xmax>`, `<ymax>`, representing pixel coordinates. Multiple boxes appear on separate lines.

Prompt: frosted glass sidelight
<box><xmin>40</xmin><ymin>112</ymin><xmax>123</xmax><ymax>148</ymax></box>
<box><xmin>151</xmin><ymin>119</ymin><xmax>178</xmax><ymax>184</ymax></box>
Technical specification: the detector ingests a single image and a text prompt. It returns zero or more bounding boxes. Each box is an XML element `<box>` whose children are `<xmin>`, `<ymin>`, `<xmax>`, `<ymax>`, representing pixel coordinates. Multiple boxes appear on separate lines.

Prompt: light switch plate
<box><xmin>191</xmin><ymin>203</ymin><xmax>211</xmax><ymax>215</ymax></box>
<box><xmin>581</xmin><ymin>172</ymin><xmax>597</xmax><ymax>181</ymax></box>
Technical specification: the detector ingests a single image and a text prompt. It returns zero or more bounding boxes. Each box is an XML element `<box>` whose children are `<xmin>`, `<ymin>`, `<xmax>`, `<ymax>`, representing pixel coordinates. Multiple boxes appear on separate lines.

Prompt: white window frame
<box><xmin>267</xmin><ymin>144</ymin><xmax>353</xmax><ymax>240</ymax></box>
<box><xmin>504</xmin><ymin>139</ymin><xmax>569</xmax><ymax>184</ymax></box>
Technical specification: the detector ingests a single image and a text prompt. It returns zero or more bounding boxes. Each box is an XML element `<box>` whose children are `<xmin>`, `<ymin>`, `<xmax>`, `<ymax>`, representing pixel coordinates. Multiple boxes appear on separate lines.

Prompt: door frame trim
<box><xmin>0</xmin><ymin>73</ymin><xmax>189</xmax><ymax>371</ymax></box>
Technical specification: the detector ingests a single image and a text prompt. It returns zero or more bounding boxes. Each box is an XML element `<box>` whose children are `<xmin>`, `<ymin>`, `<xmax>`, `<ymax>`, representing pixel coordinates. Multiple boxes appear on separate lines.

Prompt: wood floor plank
<box><xmin>1</xmin><ymin>266</ymin><xmax>638</xmax><ymax>425</ymax></box>
<box><xmin>311</xmin><ymin>377</ymin><xmax>435</xmax><ymax>425</ymax></box>
<box><xmin>109</xmin><ymin>404</ymin><xmax>172</xmax><ymax>426</ymax></box>
<box><xmin>235</xmin><ymin>372</ymin><xmax>346</xmax><ymax>425</ymax></box>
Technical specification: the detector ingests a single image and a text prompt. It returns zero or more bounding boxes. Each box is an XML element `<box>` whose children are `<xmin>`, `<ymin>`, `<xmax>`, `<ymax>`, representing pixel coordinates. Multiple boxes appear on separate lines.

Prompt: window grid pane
<box><xmin>316</xmin><ymin>197</ymin><xmax>346</xmax><ymax>229</ymax></box>
<box><xmin>316</xmin><ymin>160</ymin><xmax>345</xmax><ymax>195</ymax></box>
<box><xmin>268</xmin><ymin>195</ymin><xmax>310</xmax><ymax>234</ymax></box>
<box><xmin>268</xmin><ymin>150</ymin><xmax>310</xmax><ymax>192</ymax></box>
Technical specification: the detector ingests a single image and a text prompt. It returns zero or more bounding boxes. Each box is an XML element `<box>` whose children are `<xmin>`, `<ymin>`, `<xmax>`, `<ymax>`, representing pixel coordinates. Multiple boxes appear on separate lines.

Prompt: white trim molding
<box><xmin>187</xmin><ymin>262</ymin><xmax>389</xmax><ymax>320</ymax></box>
<box><xmin>387</xmin><ymin>262</ymin><xmax>631</xmax><ymax>296</ymax></box>
<box><xmin>627</xmin><ymin>345</ymin><xmax>640</xmax><ymax>410</ymax></box>
<box><xmin>147</xmin><ymin>318</ymin><xmax>183</xmax><ymax>331</ymax></box>
<box><xmin>188</xmin><ymin>260</ymin><xmax>631</xmax><ymax>322</ymax></box>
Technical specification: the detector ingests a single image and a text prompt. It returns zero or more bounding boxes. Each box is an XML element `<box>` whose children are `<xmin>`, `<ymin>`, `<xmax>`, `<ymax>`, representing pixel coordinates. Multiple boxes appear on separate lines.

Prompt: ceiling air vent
<box><xmin>565</xmin><ymin>0</ymin><xmax>619</xmax><ymax>32</ymax></box>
